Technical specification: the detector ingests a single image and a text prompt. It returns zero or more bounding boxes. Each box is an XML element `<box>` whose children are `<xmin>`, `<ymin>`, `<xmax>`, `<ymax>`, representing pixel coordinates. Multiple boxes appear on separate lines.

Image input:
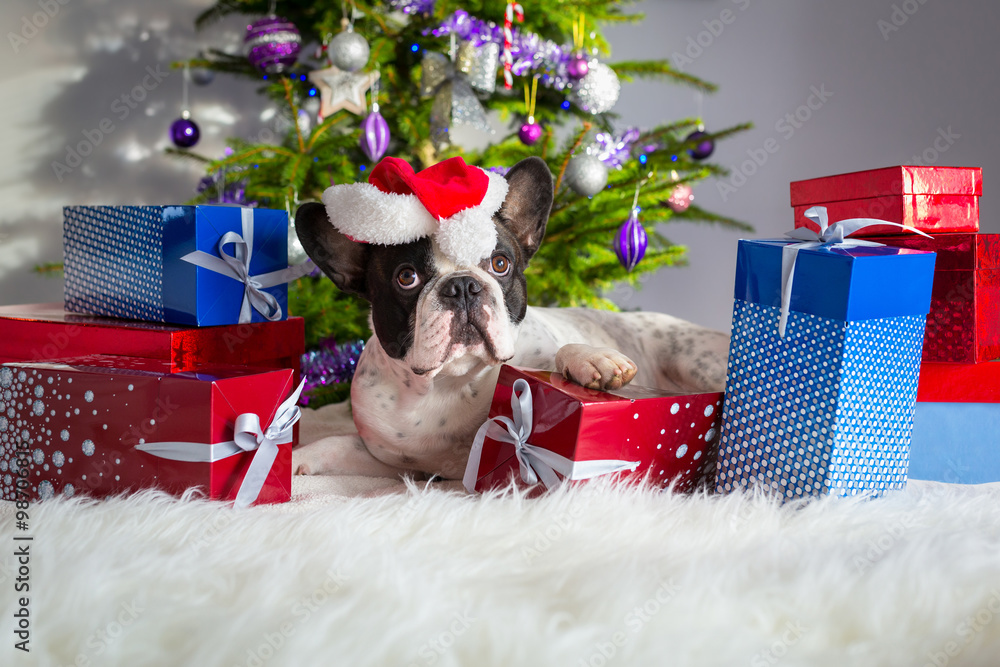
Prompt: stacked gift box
<box><xmin>1</xmin><ymin>205</ymin><xmax>310</xmax><ymax>506</ymax></box>
<box><xmin>787</xmin><ymin>166</ymin><xmax>996</xmax><ymax>485</ymax></box>
<box><xmin>712</xmin><ymin>165</ymin><xmax>995</xmax><ymax>499</ymax></box>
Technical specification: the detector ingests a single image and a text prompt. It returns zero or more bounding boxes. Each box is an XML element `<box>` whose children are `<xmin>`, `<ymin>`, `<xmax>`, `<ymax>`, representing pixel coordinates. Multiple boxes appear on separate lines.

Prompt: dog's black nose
<box><xmin>439</xmin><ymin>275</ymin><xmax>483</xmax><ymax>308</ymax></box>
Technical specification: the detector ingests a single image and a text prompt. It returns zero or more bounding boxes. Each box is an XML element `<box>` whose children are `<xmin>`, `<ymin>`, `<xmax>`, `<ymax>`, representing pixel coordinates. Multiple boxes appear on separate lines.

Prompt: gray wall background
<box><xmin>2</xmin><ymin>0</ymin><xmax>998</xmax><ymax>333</ymax></box>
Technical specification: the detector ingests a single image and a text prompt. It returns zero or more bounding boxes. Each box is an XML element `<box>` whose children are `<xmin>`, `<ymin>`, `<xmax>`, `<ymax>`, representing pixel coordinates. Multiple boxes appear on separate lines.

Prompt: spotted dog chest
<box><xmin>350</xmin><ymin>351</ymin><xmax>500</xmax><ymax>477</ymax></box>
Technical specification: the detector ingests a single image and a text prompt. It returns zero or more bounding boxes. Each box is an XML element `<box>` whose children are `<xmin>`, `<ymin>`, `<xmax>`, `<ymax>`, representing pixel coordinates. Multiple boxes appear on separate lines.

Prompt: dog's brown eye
<box><xmin>490</xmin><ymin>255</ymin><xmax>510</xmax><ymax>276</ymax></box>
<box><xmin>396</xmin><ymin>267</ymin><xmax>420</xmax><ymax>289</ymax></box>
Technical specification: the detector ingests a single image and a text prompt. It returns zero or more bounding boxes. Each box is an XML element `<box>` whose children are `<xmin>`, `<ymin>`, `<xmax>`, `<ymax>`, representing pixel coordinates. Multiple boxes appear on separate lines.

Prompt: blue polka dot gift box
<box><xmin>716</xmin><ymin>229</ymin><xmax>937</xmax><ymax>500</ymax></box>
<box><xmin>464</xmin><ymin>365</ymin><xmax>723</xmax><ymax>494</ymax></box>
<box><xmin>63</xmin><ymin>205</ymin><xmax>312</xmax><ymax>327</ymax></box>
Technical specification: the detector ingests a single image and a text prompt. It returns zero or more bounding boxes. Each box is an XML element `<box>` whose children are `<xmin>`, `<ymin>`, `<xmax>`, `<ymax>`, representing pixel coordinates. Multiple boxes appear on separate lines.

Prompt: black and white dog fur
<box><xmin>292</xmin><ymin>157</ymin><xmax>729</xmax><ymax>481</ymax></box>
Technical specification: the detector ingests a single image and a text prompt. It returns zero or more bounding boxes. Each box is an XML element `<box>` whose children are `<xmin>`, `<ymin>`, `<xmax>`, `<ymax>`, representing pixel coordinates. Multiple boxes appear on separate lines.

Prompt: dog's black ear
<box><xmin>295</xmin><ymin>202</ymin><xmax>370</xmax><ymax>298</ymax></box>
<box><xmin>499</xmin><ymin>157</ymin><xmax>553</xmax><ymax>262</ymax></box>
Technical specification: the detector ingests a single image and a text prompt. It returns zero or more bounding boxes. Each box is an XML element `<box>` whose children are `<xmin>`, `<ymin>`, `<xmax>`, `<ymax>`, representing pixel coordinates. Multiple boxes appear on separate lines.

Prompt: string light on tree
<box><xmin>518</xmin><ymin>76</ymin><xmax>542</xmax><ymax>146</ymax></box>
<box><xmin>615</xmin><ymin>183</ymin><xmax>648</xmax><ymax>271</ymax></box>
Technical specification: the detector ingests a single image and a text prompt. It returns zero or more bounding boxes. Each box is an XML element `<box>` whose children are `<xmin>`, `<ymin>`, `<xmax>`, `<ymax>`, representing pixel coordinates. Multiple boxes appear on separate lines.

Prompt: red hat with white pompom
<box><xmin>321</xmin><ymin>156</ymin><xmax>508</xmax><ymax>266</ymax></box>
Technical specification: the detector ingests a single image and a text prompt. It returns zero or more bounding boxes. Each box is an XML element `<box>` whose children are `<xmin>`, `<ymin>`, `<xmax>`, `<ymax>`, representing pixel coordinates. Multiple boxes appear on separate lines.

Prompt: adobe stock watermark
<box><xmin>51</xmin><ymin>64</ymin><xmax>172</xmax><ymax>182</ymax></box>
<box><xmin>717</xmin><ymin>84</ymin><xmax>833</xmax><ymax>202</ymax></box>
<box><xmin>58</xmin><ymin>598</ymin><xmax>145</xmax><ymax>667</ymax></box>
<box><xmin>406</xmin><ymin>609</ymin><xmax>477</xmax><ymax>667</ymax></box>
<box><xmin>671</xmin><ymin>0</ymin><xmax>753</xmax><ymax>71</ymax></box>
<box><xmin>520</xmin><ymin>503</ymin><xmax>585</xmax><ymax>564</ymax></box>
<box><xmin>878</xmin><ymin>0</ymin><xmax>932</xmax><ymax>41</ymax></box>
<box><xmin>8</xmin><ymin>0</ymin><xmax>72</xmax><ymax>54</ymax></box>
<box><xmin>923</xmin><ymin>589</ymin><xmax>1000</xmax><ymax>667</ymax></box>
<box><xmin>750</xmin><ymin>620</ymin><xmax>808</xmax><ymax>666</ymax></box>
<box><xmin>906</xmin><ymin>126</ymin><xmax>960</xmax><ymax>166</ymax></box>
<box><xmin>236</xmin><ymin>566</ymin><xmax>350</xmax><ymax>667</ymax></box>
<box><xmin>578</xmin><ymin>579</ymin><xmax>680</xmax><ymax>667</ymax></box>
<box><xmin>852</xmin><ymin>512</ymin><xmax>918</xmax><ymax>575</ymax></box>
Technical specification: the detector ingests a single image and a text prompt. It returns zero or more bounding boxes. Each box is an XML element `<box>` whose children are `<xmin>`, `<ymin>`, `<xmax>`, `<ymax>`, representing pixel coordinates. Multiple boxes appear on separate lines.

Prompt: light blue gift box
<box><xmin>715</xmin><ymin>238</ymin><xmax>937</xmax><ymax>499</ymax></box>
<box><xmin>63</xmin><ymin>205</ymin><xmax>307</xmax><ymax>327</ymax></box>
<box><xmin>908</xmin><ymin>402</ymin><xmax>1000</xmax><ymax>484</ymax></box>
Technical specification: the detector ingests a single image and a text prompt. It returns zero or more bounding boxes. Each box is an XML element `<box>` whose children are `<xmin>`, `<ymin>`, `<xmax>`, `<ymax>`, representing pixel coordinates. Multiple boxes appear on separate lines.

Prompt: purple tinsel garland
<box><xmin>299</xmin><ymin>338</ymin><xmax>365</xmax><ymax>406</ymax></box>
<box><xmin>595</xmin><ymin>128</ymin><xmax>642</xmax><ymax>170</ymax></box>
<box><xmin>429</xmin><ymin>10</ymin><xmax>578</xmax><ymax>91</ymax></box>
<box><xmin>197</xmin><ymin>174</ymin><xmax>250</xmax><ymax>205</ymax></box>
<box><xmin>387</xmin><ymin>0</ymin><xmax>435</xmax><ymax>14</ymax></box>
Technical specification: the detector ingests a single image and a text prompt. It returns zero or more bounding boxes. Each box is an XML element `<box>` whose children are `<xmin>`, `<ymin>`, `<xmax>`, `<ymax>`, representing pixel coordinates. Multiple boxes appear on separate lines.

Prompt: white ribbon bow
<box><xmin>776</xmin><ymin>206</ymin><xmax>932</xmax><ymax>337</ymax></box>
<box><xmin>136</xmin><ymin>379</ymin><xmax>305</xmax><ymax>509</ymax></box>
<box><xmin>463</xmin><ymin>378</ymin><xmax>640</xmax><ymax>493</ymax></box>
<box><xmin>181</xmin><ymin>208</ymin><xmax>315</xmax><ymax>323</ymax></box>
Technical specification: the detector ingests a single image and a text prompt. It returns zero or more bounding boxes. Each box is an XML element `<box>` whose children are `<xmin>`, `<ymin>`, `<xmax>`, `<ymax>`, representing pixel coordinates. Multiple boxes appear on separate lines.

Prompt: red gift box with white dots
<box><xmin>471</xmin><ymin>365</ymin><xmax>723</xmax><ymax>493</ymax></box>
<box><xmin>0</xmin><ymin>355</ymin><xmax>294</xmax><ymax>504</ymax></box>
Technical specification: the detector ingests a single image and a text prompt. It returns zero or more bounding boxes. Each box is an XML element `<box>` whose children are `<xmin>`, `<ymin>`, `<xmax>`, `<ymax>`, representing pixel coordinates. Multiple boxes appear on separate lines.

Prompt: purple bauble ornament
<box><xmin>518</xmin><ymin>121</ymin><xmax>543</xmax><ymax>146</ymax></box>
<box><xmin>170</xmin><ymin>117</ymin><xmax>200</xmax><ymax>148</ymax></box>
<box><xmin>686</xmin><ymin>130</ymin><xmax>715</xmax><ymax>160</ymax></box>
<box><xmin>244</xmin><ymin>16</ymin><xmax>302</xmax><ymax>74</ymax></box>
<box><xmin>566</xmin><ymin>53</ymin><xmax>590</xmax><ymax>80</ymax></box>
<box><xmin>360</xmin><ymin>109</ymin><xmax>390</xmax><ymax>162</ymax></box>
<box><xmin>614</xmin><ymin>209</ymin><xmax>648</xmax><ymax>272</ymax></box>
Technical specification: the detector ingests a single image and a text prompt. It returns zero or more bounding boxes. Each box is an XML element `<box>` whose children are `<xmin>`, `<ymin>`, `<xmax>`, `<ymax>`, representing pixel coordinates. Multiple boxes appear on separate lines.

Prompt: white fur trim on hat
<box><xmin>321</xmin><ymin>183</ymin><xmax>437</xmax><ymax>245</ymax></box>
<box><xmin>435</xmin><ymin>171</ymin><xmax>509</xmax><ymax>265</ymax></box>
<box><xmin>320</xmin><ymin>169</ymin><xmax>510</xmax><ymax>266</ymax></box>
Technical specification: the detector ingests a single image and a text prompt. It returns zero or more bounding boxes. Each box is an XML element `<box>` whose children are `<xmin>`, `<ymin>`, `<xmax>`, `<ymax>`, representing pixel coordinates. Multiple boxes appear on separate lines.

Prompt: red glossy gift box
<box><xmin>464</xmin><ymin>366</ymin><xmax>722</xmax><ymax>493</ymax></box>
<box><xmin>917</xmin><ymin>361</ymin><xmax>1000</xmax><ymax>403</ymax></box>
<box><xmin>790</xmin><ymin>166</ymin><xmax>981</xmax><ymax>236</ymax></box>
<box><xmin>0</xmin><ymin>356</ymin><xmax>297</xmax><ymax>505</ymax></box>
<box><xmin>864</xmin><ymin>233</ymin><xmax>1000</xmax><ymax>363</ymax></box>
<box><xmin>0</xmin><ymin>303</ymin><xmax>303</xmax><ymax>380</ymax></box>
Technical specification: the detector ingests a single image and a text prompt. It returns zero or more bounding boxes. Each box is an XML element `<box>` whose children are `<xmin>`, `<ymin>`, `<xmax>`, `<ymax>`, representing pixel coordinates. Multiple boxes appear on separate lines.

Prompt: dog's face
<box><xmin>296</xmin><ymin>157</ymin><xmax>554</xmax><ymax>378</ymax></box>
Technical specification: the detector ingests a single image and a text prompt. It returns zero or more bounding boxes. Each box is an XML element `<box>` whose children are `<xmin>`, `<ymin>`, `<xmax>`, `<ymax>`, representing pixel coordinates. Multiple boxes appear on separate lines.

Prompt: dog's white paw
<box><xmin>292</xmin><ymin>440</ymin><xmax>326</xmax><ymax>476</ymax></box>
<box><xmin>555</xmin><ymin>344</ymin><xmax>637</xmax><ymax>391</ymax></box>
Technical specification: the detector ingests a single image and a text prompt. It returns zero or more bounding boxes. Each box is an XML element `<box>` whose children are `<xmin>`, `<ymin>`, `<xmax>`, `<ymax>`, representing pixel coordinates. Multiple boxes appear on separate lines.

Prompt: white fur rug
<box><xmin>2</xmin><ymin>474</ymin><xmax>1000</xmax><ymax>667</ymax></box>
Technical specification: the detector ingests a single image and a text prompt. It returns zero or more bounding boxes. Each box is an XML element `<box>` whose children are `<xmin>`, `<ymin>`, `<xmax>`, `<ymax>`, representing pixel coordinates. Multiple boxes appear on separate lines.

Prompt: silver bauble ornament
<box><xmin>571</xmin><ymin>62</ymin><xmax>621</xmax><ymax>115</ymax></box>
<box><xmin>190</xmin><ymin>67</ymin><xmax>215</xmax><ymax>86</ymax></box>
<box><xmin>565</xmin><ymin>154</ymin><xmax>608</xmax><ymax>197</ymax></box>
<box><xmin>329</xmin><ymin>29</ymin><xmax>370</xmax><ymax>72</ymax></box>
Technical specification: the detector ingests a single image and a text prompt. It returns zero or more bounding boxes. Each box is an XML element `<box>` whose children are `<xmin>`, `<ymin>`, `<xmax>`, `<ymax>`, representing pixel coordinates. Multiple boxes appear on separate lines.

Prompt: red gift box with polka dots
<box><xmin>469</xmin><ymin>366</ymin><xmax>722</xmax><ymax>493</ymax></box>
<box><xmin>0</xmin><ymin>356</ymin><xmax>295</xmax><ymax>505</ymax></box>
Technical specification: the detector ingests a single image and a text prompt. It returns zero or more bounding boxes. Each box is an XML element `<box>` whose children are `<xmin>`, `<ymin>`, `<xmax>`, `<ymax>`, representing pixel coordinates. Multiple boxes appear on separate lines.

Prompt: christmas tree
<box><xmin>176</xmin><ymin>0</ymin><xmax>751</xmax><ymax>405</ymax></box>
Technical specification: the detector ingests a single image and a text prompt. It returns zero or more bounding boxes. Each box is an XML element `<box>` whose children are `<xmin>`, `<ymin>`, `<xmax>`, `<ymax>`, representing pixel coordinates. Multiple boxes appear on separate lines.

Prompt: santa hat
<box><xmin>321</xmin><ymin>156</ymin><xmax>509</xmax><ymax>266</ymax></box>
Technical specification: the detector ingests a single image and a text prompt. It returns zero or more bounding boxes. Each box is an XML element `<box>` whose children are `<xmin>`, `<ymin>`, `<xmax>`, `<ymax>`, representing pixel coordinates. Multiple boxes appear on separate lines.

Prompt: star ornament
<box><xmin>308</xmin><ymin>66</ymin><xmax>378</xmax><ymax>119</ymax></box>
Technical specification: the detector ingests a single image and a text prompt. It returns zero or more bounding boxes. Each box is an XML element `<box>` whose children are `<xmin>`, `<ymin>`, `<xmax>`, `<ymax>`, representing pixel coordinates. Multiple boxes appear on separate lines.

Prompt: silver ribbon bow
<box><xmin>136</xmin><ymin>379</ymin><xmax>305</xmax><ymax>509</ymax></box>
<box><xmin>777</xmin><ymin>206</ymin><xmax>932</xmax><ymax>337</ymax></box>
<box><xmin>181</xmin><ymin>208</ymin><xmax>315</xmax><ymax>324</ymax></box>
<box><xmin>463</xmin><ymin>378</ymin><xmax>640</xmax><ymax>493</ymax></box>
<box><xmin>420</xmin><ymin>40</ymin><xmax>499</xmax><ymax>144</ymax></box>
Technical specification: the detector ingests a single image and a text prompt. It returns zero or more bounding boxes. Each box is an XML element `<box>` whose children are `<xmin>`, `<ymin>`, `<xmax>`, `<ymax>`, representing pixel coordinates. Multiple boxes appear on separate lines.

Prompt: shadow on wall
<box><xmin>1</xmin><ymin>1</ymin><xmax>262</xmax><ymax>305</ymax></box>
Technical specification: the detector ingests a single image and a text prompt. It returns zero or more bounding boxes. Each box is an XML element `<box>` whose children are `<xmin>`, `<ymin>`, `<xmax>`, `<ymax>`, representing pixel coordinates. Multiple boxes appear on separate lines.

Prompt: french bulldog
<box><xmin>292</xmin><ymin>157</ymin><xmax>729</xmax><ymax>481</ymax></box>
